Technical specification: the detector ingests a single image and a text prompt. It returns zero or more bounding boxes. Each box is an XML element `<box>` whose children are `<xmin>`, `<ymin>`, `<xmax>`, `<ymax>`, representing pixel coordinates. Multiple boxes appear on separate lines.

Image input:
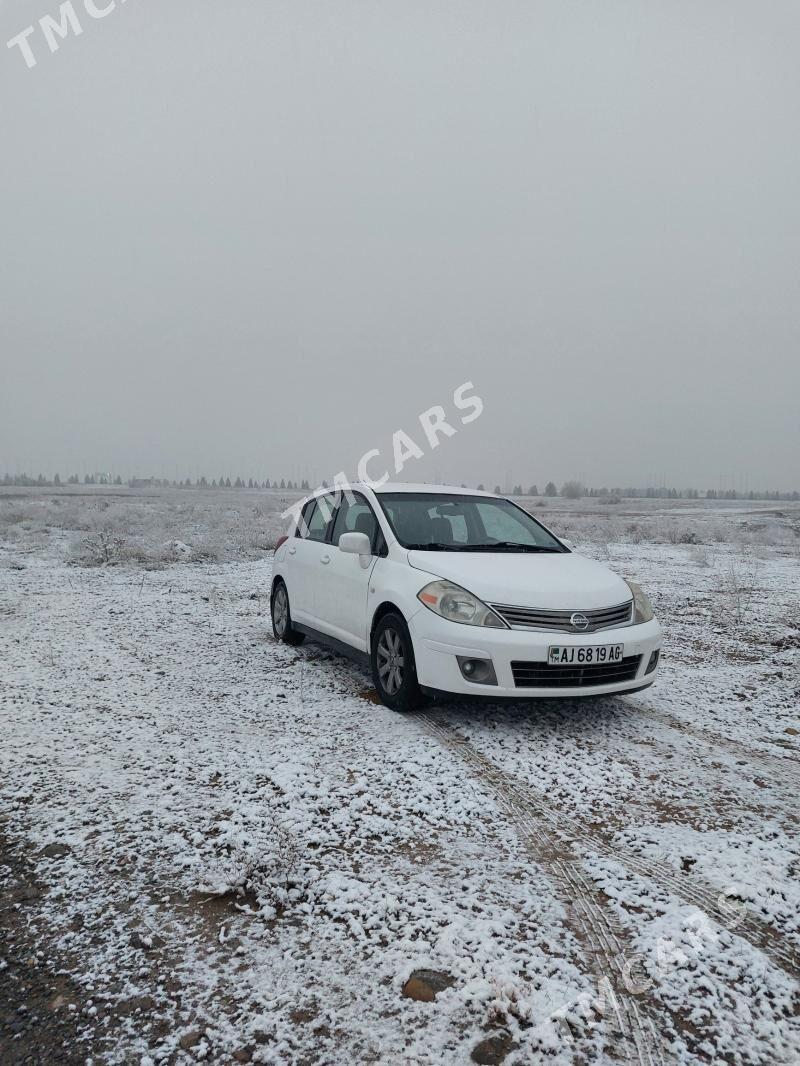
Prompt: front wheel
<box><xmin>271</xmin><ymin>581</ymin><xmax>305</xmax><ymax>646</ymax></box>
<box><xmin>371</xmin><ymin>612</ymin><xmax>422</xmax><ymax>712</ymax></box>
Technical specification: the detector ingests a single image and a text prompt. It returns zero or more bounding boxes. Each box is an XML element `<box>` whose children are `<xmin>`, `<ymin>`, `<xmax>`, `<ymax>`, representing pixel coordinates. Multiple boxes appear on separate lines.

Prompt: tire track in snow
<box><xmin>418</xmin><ymin>712</ymin><xmax>668</xmax><ymax>1066</ymax></box>
<box><xmin>625</xmin><ymin>700</ymin><xmax>800</xmax><ymax>797</ymax></box>
<box><xmin>421</xmin><ymin>712</ymin><xmax>800</xmax><ymax>982</ymax></box>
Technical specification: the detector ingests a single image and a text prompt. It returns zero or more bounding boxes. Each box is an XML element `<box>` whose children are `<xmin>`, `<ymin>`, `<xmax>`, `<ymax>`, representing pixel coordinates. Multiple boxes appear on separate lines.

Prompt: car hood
<box><xmin>407</xmin><ymin>550</ymin><xmax>631</xmax><ymax>610</ymax></box>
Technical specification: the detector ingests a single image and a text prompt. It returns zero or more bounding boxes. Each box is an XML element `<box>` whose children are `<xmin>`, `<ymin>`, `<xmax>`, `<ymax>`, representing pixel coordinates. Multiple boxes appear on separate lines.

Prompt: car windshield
<box><xmin>376</xmin><ymin>493</ymin><xmax>567</xmax><ymax>552</ymax></box>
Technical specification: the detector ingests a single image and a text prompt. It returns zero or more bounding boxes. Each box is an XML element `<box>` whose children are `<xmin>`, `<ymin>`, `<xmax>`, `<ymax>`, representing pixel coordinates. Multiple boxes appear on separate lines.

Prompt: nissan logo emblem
<box><xmin>570</xmin><ymin>612</ymin><xmax>590</xmax><ymax>630</ymax></box>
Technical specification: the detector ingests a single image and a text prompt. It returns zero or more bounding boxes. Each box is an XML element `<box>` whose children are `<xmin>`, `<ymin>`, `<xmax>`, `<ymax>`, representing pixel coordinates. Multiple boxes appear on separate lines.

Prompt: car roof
<box><xmin>367</xmin><ymin>482</ymin><xmax>499</xmax><ymax>498</ymax></box>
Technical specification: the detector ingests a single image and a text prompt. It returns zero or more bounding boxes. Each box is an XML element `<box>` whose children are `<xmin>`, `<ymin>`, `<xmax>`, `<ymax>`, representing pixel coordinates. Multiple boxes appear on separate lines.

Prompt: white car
<box><xmin>271</xmin><ymin>484</ymin><xmax>661</xmax><ymax>711</ymax></box>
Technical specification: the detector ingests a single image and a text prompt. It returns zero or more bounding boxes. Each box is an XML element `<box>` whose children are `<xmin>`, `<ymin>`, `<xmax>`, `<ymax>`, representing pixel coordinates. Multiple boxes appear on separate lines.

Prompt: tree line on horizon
<box><xmin>0</xmin><ymin>473</ymin><xmax>311</xmax><ymax>491</ymax></box>
<box><xmin>477</xmin><ymin>480</ymin><xmax>799</xmax><ymax>501</ymax></box>
<box><xmin>1</xmin><ymin>472</ymin><xmax>799</xmax><ymax>502</ymax></box>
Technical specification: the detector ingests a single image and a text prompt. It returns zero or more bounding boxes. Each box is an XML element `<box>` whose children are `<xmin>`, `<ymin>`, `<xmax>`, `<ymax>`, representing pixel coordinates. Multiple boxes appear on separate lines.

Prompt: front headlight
<box><xmin>417</xmin><ymin>579</ymin><xmax>508</xmax><ymax>628</ymax></box>
<box><xmin>625</xmin><ymin>580</ymin><xmax>654</xmax><ymax>624</ymax></box>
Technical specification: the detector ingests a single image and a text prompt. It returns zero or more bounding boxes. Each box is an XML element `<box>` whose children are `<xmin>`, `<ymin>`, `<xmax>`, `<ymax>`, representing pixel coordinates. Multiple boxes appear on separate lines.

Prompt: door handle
<box><xmin>320</xmin><ymin>554</ymin><xmax>330</xmax><ymax>564</ymax></box>
<box><xmin>288</xmin><ymin>546</ymin><xmax>296</xmax><ymax>555</ymax></box>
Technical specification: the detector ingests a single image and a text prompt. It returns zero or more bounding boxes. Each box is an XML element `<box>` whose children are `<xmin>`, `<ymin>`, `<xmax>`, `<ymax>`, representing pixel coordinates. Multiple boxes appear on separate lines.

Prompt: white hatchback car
<box><xmin>271</xmin><ymin>484</ymin><xmax>661</xmax><ymax>711</ymax></box>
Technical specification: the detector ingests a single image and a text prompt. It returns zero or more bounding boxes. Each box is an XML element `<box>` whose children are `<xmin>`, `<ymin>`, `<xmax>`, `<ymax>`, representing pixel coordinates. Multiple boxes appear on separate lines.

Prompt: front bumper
<box><xmin>408</xmin><ymin>609</ymin><xmax>662</xmax><ymax>699</ymax></box>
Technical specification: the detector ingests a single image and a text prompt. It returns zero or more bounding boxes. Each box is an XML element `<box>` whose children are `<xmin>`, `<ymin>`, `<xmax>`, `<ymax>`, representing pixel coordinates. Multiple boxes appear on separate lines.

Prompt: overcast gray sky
<box><xmin>2</xmin><ymin>1</ymin><xmax>798</xmax><ymax>490</ymax></box>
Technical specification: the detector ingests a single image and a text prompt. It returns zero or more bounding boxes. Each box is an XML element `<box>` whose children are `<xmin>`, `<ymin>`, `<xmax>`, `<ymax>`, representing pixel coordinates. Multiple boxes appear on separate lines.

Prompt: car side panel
<box><xmin>315</xmin><ymin>548</ymin><xmax>378</xmax><ymax>651</ymax></box>
<box><xmin>281</xmin><ymin>536</ymin><xmax>321</xmax><ymax>622</ymax></box>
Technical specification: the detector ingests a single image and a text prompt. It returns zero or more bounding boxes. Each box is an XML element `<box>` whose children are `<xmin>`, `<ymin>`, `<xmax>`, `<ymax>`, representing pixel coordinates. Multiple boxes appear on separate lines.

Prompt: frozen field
<box><xmin>1</xmin><ymin>489</ymin><xmax>799</xmax><ymax>1064</ymax></box>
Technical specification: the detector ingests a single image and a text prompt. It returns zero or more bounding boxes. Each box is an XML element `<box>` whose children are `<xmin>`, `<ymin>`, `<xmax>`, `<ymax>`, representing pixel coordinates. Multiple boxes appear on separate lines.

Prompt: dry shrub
<box><xmin>718</xmin><ymin>555</ymin><xmax>762</xmax><ymax>628</ymax></box>
<box><xmin>687</xmin><ymin>544</ymin><xmax>713</xmax><ymax>568</ymax></box>
<box><xmin>666</xmin><ymin>527</ymin><xmax>699</xmax><ymax>545</ymax></box>
<box><xmin>68</xmin><ymin>529</ymin><xmax>128</xmax><ymax>567</ymax></box>
<box><xmin>198</xmin><ymin>821</ymin><xmax>305</xmax><ymax>920</ymax></box>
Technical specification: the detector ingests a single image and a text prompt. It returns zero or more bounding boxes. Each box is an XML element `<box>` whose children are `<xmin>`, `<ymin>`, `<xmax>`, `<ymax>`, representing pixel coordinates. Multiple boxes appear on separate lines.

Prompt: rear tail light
<box><xmin>275</xmin><ymin>534</ymin><xmax>288</xmax><ymax>550</ymax></box>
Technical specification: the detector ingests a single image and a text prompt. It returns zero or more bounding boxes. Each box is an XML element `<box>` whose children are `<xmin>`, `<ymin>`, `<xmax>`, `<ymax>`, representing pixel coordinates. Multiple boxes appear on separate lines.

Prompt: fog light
<box><xmin>645</xmin><ymin>649</ymin><xmax>660</xmax><ymax>674</ymax></box>
<box><xmin>457</xmin><ymin>656</ymin><xmax>498</xmax><ymax>685</ymax></box>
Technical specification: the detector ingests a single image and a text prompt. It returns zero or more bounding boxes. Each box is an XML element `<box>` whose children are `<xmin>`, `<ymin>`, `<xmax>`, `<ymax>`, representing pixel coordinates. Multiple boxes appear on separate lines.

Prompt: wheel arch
<box><xmin>370</xmin><ymin>600</ymin><xmax>407</xmax><ymax>640</ymax></box>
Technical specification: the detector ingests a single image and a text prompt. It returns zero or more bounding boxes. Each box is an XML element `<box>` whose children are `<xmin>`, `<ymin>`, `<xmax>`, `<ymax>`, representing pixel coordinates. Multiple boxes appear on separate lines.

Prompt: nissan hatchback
<box><xmin>271</xmin><ymin>484</ymin><xmax>661</xmax><ymax>711</ymax></box>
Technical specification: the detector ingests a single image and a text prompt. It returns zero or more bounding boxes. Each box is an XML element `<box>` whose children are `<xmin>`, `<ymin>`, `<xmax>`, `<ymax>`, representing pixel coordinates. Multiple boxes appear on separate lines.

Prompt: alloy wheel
<box><xmin>376</xmin><ymin>627</ymin><xmax>405</xmax><ymax>695</ymax></box>
<box><xmin>273</xmin><ymin>585</ymin><xmax>288</xmax><ymax>638</ymax></box>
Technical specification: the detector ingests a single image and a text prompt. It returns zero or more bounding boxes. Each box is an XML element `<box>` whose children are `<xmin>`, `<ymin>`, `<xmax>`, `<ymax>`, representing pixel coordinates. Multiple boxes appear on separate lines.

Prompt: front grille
<box><xmin>490</xmin><ymin>600</ymin><xmax>633</xmax><ymax>633</ymax></box>
<box><xmin>511</xmin><ymin>655</ymin><xmax>642</xmax><ymax>688</ymax></box>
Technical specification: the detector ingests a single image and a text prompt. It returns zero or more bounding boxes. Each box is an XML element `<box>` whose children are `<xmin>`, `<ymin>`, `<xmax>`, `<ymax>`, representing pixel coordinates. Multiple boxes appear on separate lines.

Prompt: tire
<box><xmin>371</xmin><ymin>612</ymin><xmax>423</xmax><ymax>712</ymax></box>
<box><xmin>271</xmin><ymin>581</ymin><xmax>305</xmax><ymax>646</ymax></box>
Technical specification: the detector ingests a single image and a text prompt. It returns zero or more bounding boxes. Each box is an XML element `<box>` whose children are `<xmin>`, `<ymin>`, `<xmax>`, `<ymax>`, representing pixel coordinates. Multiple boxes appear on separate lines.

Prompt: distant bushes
<box><xmin>65</xmin><ymin>531</ymin><xmax>225</xmax><ymax>569</ymax></box>
<box><xmin>545</xmin><ymin>512</ymin><xmax>796</xmax><ymax>553</ymax></box>
<box><xmin>1</xmin><ymin>488</ymin><xmax>797</xmax><ymax>568</ymax></box>
<box><xmin>0</xmin><ymin>492</ymin><xmax>285</xmax><ymax>568</ymax></box>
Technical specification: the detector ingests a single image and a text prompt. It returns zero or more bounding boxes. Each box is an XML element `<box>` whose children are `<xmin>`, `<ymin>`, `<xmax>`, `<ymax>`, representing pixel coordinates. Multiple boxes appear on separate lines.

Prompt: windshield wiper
<box><xmin>404</xmin><ymin>542</ymin><xmax>457</xmax><ymax>551</ymax></box>
<box><xmin>465</xmin><ymin>542</ymin><xmax>563</xmax><ymax>552</ymax></box>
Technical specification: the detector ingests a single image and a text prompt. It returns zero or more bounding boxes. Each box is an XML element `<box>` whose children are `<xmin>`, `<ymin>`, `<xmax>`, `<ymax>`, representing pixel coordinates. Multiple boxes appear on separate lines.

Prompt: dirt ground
<box><xmin>2</xmin><ymin>497</ymin><xmax>799</xmax><ymax>1064</ymax></box>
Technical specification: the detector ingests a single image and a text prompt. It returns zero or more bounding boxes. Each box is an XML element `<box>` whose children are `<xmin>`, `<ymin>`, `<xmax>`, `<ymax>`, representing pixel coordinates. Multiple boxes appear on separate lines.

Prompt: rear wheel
<box><xmin>371</xmin><ymin>612</ymin><xmax>422</xmax><ymax>712</ymax></box>
<box><xmin>271</xmin><ymin>581</ymin><xmax>305</xmax><ymax>646</ymax></box>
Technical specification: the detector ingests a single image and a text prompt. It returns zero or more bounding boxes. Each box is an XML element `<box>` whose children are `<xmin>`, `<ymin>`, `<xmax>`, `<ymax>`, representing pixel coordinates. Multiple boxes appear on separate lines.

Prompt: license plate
<box><xmin>548</xmin><ymin>643</ymin><xmax>624</xmax><ymax>665</ymax></box>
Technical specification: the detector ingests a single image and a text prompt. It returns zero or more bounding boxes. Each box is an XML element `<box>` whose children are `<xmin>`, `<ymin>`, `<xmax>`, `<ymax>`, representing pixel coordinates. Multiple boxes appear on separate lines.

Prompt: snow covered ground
<box><xmin>1</xmin><ymin>491</ymin><xmax>799</xmax><ymax>1064</ymax></box>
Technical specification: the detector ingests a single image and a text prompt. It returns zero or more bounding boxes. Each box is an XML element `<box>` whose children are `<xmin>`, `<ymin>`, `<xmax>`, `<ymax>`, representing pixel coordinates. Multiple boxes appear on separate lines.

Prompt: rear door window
<box><xmin>299</xmin><ymin>497</ymin><xmax>336</xmax><ymax>542</ymax></box>
<box><xmin>295</xmin><ymin>499</ymin><xmax>316</xmax><ymax>538</ymax></box>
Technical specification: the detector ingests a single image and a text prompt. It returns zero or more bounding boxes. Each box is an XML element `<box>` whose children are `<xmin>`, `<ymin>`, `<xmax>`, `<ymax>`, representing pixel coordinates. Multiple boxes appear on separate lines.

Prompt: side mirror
<box><xmin>338</xmin><ymin>531</ymin><xmax>372</xmax><ymax>556</ymax></box>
